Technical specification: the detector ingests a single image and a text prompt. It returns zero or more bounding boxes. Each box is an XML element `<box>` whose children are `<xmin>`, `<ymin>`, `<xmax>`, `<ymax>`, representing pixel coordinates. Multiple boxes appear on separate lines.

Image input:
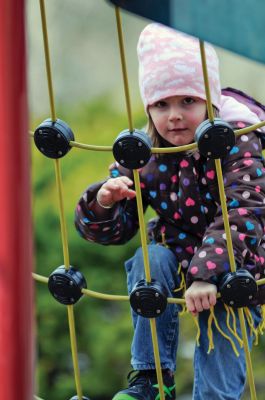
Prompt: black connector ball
<box><xmin>219</xmin><ymin>269</ymin><xmax>258</xmax><ymax>308</ymax></box>
<box><xmin>195</xmin><ymin>118</ymin><xmax>235</xmax><ymax>159</ymax></box>
<box><xmin>48</xmin><ymin>266</ymin><xmax>87</xmax><ymax>305</ymax></box>
<box><xmin>34</xmin><ymin>118</ymin><xmax>74</xmax><ymax>158</ymax></box>
<box><xmin>113</xmin><ymin>129</ymin><xmax>152</xmax><ymax>170</ymax></box>
<box><xmin>130</xmin><ymin>279</ymin><xmax>168</xmax><ymax>318</ymax></box>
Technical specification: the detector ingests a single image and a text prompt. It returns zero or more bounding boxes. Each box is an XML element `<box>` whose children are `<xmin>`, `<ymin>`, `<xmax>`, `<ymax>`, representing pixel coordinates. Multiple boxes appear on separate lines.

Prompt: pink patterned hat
<box><xmin>137</xmin><ymin>23</ymin><xmax>221</xmax><ymax>111</ymax></box>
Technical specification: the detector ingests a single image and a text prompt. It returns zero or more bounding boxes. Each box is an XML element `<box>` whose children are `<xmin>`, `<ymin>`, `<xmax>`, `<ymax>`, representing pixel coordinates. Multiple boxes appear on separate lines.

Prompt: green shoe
<box><xmin>112</xmin><ymin>370</ymin><xmax>176</xmax><ymax>400</ymax></box>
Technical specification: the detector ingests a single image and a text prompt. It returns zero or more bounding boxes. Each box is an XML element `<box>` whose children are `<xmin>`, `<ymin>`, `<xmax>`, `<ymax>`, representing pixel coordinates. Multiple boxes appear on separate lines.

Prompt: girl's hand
<box><xmin>185</xmin><ymin>281</ymin><xmax>217</xmax><ymax>316</ymax></box>
<box><xmin>97</xmin><ymin>176</ymin><xmax>136</xmax><ymax>208</ymax></box>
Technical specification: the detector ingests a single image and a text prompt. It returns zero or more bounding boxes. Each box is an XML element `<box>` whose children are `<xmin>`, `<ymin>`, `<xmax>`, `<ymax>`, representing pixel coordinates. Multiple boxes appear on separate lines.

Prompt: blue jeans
<box><xmin>125</xmin><ymin>244</ymin><xmax>261</xmax><ymax>400</ymax></box>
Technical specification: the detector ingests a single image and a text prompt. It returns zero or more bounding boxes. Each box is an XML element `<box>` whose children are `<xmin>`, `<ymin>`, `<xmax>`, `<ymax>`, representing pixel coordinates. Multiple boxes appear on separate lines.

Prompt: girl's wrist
<box><xmin>96</xmin><ymin>192</ymin><xmax>114</xmax><ymax>209</ymax></box>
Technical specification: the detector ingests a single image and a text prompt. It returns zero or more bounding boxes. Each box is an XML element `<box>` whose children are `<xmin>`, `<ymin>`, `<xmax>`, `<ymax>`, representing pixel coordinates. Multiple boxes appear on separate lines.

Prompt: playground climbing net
<box><xmin>32</xmin><ymin>1</ymin><xmax>265</xmax><ymax>399</ymax></box>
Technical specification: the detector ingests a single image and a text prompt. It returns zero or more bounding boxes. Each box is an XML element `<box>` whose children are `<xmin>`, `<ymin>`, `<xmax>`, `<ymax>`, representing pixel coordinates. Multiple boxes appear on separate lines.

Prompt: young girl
<box><xmin>75</xmin><ymin>23</ymin><xmax>265</xmax><ymax>400</ymax></box>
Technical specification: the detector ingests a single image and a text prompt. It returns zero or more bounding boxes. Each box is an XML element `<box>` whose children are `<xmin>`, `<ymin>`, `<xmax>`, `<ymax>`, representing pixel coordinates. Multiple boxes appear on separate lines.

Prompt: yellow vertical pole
<box><xmin>39</xmin><ymin>2</ymin><xmax>83</xmax><ymax>398</ymax></box>
<box><xmin>115</xmin><ymin>7</ymin><xmax>165</xmax><ymax>399</ymax></box>
<box><xmin>200</xmin><ymin>40</ymin><xmax>257</xmax><ymax>400</ymax></box>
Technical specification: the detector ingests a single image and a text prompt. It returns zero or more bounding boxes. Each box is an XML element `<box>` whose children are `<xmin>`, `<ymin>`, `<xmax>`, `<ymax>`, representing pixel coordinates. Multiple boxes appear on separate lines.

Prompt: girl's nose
<box><xmin>169</xmin><ymin>107</ymin><xmax>183</xmax><ymax>121</ymax></box>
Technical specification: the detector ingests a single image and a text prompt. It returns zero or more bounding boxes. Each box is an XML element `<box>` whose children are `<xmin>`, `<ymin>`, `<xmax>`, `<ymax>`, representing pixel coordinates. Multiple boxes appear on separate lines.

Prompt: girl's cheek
<box><xmin>192</xmin><ymin>112</ymin><xmax>206</xmax><ymax>125</ymax></box>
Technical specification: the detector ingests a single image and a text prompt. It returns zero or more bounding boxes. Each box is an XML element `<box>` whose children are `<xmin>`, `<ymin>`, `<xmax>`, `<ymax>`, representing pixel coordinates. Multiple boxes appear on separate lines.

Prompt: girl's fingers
<box><xmin>104</xmin><ymin>182</ymin><xmax>127</xmax><ymax>197</ymax></box>
<box><xmin>185</xmin><ymin>282</ymin><xmax>217</xmax><ymax>314</ymax></box>
<box><xmin>202</xmin><ymin>295</ymin><xmax>211</xmax><ymax>310</ymax></box>
<box><xmin>119</xmin><ymin>176</ymin><xmax>134</xmax><ymax>186</ymax></box>
<box><xmin>106</xmin><ymin>178</ymin><xmax>136</xmax><ymax>199</ymax></box>
<box><xmin>124</xmin><ymin>189</ymin><xmax>136</xmax><ymax>199</ymax></box>
<box><xmin>185</xmin><ymin>295</ymin><xmax>196</xmax><ymax>314</ymax></box>
<box><xmin>116</xmin><ymin>186</ymin><xmax>135</xmax><ymax>200</ymax></box>
<box><xmin>128</xmin><ymin>190</ymin><xmax>136</xmax><ymax>197</ymax></box>
<box><xmin>99</xmin><ymin>187</ymin><xmax>112</xmax><ymax>200</ymax></box>
<box><xmin>190</xmin><ymin>293</ymin><xmax>216</xmax><ymax>313</ymax></box>
<box><xmin>105</xmin><ymin>177</ymin><xmax>132</xmax><ymax>191</ymax></box>
<box><xmin>194</xmin><ymin>298</ymin><xmax>204</xmax><ymax>313</ymax></box>
<box><xmin>209</xmin><ymin>292</ymin><xmax>217</xmax><ymax>307</ymax></box>
<box><xmin>108</xmin><ymin>176</ymin><xmax>133</xmax><ymax>187</ymax></box>
<box><xmin>98</xmin><ymin>177</ymin><xmax>136</xmax><ymax>206</ymax></box>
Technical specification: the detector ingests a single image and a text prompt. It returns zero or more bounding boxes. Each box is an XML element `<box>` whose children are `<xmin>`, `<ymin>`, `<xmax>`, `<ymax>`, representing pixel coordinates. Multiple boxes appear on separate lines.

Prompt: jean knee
<box><xmin>125</xmin><ymin>245</ymin><xmax>178</xmax><ymax>292</ymax></box>
<box><xmin>148</xmin><ymin>245</ymin><xmax>178</xmax><ymax>280</ymax></box>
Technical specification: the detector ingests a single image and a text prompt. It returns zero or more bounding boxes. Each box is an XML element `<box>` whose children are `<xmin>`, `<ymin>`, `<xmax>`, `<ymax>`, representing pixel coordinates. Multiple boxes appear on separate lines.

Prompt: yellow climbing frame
<box><xmin>33</xmin><ymin>2</ymin><xmax>265</xmax><ymax>400</ymax></box>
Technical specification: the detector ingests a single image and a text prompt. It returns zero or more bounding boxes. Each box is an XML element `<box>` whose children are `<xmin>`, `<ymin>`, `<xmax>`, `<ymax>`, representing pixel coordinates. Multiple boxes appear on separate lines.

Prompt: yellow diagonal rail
<box><xmin>39</xmin><ymin>0</ymin><xmax>56</xmax><ymax>122</ymax></box>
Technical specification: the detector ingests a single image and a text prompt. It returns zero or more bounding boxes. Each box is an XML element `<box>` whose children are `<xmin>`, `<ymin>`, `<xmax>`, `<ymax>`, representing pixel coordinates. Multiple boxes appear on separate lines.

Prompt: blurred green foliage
<box><xmin>32</xmin><ymin>96</ymin><xmax>265</xmax><ymax>400</ymax></box>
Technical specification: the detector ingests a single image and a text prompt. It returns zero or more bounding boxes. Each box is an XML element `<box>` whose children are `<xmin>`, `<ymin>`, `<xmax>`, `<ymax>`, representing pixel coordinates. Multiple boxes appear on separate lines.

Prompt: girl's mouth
<box><xmin>168</xmin><ymin>128</ymin><xmax>187</xmax><ymax>132</ymax></box>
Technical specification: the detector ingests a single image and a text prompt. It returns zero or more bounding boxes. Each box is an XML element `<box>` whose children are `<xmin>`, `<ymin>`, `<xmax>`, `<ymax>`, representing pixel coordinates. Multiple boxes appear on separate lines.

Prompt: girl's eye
<box><xmin>155</xmin><ymin>101</ymin><xmax>167</xmax><ymax>108</ymax></box>
<box><xmin>183</xmin><ymin>97</ymin><xmax>195</xmax><ymax>105</ymax></box>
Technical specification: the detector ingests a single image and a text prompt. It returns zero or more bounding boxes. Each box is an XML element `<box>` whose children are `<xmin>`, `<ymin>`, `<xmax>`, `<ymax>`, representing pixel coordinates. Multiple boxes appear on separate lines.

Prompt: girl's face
<box><xmin>148</xmin><ymin>95</ymin><xmax>207</xmax><ymax>146</ymax></box>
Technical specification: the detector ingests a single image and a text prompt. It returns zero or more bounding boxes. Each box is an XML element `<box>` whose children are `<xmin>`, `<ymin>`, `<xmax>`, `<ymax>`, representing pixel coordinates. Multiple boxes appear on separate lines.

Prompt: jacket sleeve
<box><xmin>187</xmin><ymin>131</ymin><xmax>265</xmax><ymax>285</ymax></box>
<box><xmin>74</xmin><ymin>162</ymin><xmax>148</xmax><ymax>245</ymax></box>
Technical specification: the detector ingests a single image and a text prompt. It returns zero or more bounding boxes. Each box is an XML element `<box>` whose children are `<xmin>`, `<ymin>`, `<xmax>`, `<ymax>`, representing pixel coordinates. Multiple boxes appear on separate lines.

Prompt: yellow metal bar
<box><xmin>32</xmin><ymin>273</ymin><xmax>188</xmax><ymax>304</ymax></box>
<box><xmin>32</xmin><ymin>273</ymin><xmax>49</xmax><ymax>284</ymax></box>
<box><xmin>70</xmin><ymin>140</ymin><xmax>197</xmax><ymax>153</ymax></box>
<box><xmin>31</xmin><ymin>270</ymin><xmax>243</xmax><ymax>305</ymax></box>
<box><xmin>235</xmin><ymin>120</ymin><xmax>265</xmax><ymax>135</ymax></box>
<box><xmin>39</xmin><ymin>0</ymin><xmax>56</xmax><ymax>121</ymax></box>
<box><xmin>39</xmin><ymin>28</ymin><xmax>76</xmax><ymax>393</ymax></box>
<box><xmin>34</xmin><ymin>122</ymin><xmax>265</xmax><ymax>154</ymax></box>
<box><xmin>152</xmin><ymin>142</ymin><xmax>197</xmax><ymax>153</ymax></box>
<box><xmin>54</xmin><ymin>159</ymin><xmax>70</xmax><ymax>269</ymax></box>
<box><xmin>80</xmin><ymin>294</ymin><xmax>184</xmax><ymax>305</ymax></box>
<box><xmin>67</xmin><ymin>306</ymin><xmax>83</xmax><ymax>400</ymax></box>
<box><xmin>115</xmin><ymin>7</ymin><xmax>134</xmax><ymax>132</ymax></box>
<box><xmin>34</xmin><ymin>121</ymin><xmax>265</xmax><ymax>154</ymax></box>
<box><xmin>150</xmin><ymin>319</ymin><xmax>165</xmax><ymax>400</ymax></box>
<box><xmin>164</xmin><ymin>297</ymin><xmax>186</xmax><ymax>304</ymax></box>
<box><xmin>214</xmin><ymin>159</ymin><xmax>237</xmax><ymax>272</ymax></box>
<box><xmin>238</xmin><ymin>308</ymin><xmax>257</xmax><ymax>400</ymax></box>
<box><xmin>54</xmin><ymin>161</ymin><xmax>84</xmax><ymax>400</ymax></box>
<box><xmin>70</xmin><ymin>141</ymin><xmax>112</xmax><ymax>151</ymax></box>
<box><xmin>133</xmin><ymin>170</ymin><xmax>167</xmax><ymax>400</ymax></box>
<box><xmin>215</xmin><ymin>159</ymin><xmax>256</xmax><ymax>397</ymax></box>
<box><xmin>82</xmin><ymin>288</ymin><xmax>129</xmax><ymax>301</ymax></box>
<box><xmin>133</xmin><ymin>170</ymin><xmax>151</xmax><ymax>282</ymax></box>
<box><xmin>199</xmin><ymin>40</ymin><xmax>215</xmax><ymax>122</ymax></box>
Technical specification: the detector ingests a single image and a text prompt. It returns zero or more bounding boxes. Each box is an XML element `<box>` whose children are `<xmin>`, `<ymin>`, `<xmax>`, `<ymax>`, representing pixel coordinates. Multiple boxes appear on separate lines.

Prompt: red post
<box><xmin>0</xmin><ymin>1</ymin><xmax>33</xmax><ymax>399</ymax></box>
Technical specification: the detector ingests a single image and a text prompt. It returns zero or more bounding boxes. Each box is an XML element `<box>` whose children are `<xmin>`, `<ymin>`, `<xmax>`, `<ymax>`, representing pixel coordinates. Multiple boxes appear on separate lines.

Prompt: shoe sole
<box><xmin>112</xmin><ymin>394</ymin><xmax>138</xmax><ymax>400</ymax></box>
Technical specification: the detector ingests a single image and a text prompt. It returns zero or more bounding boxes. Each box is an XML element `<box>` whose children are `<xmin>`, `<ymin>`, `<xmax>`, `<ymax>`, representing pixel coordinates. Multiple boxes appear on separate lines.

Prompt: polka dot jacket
<box><xmin>75</xmin><ymin>126</ymin><xmax>265</xmax><ymax>305</ymax></box>
<box><xmin>76</xmin><ymin>84</ymin><xmax>265</xmax><ymax>305</ymax></box>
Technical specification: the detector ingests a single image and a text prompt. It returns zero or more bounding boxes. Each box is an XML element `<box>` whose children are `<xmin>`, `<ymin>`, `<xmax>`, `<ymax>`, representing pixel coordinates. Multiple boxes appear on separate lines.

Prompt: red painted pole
<box><xmin>0</xmin><ymin>1</ymin><xmax>33</xmax><ymax>399</ymax></box>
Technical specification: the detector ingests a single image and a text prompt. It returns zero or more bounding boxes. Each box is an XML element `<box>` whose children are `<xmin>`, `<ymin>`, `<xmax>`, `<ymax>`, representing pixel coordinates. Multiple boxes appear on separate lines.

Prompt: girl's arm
<box><xmin>75</xmin><ymin>163</ymin><xmax>148</xmax><ymax>245</ymax></box>
<box><xmin>187</xmin><ymin>131</ymin><xmax>265</xmax><ymax>286</ymax></box>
